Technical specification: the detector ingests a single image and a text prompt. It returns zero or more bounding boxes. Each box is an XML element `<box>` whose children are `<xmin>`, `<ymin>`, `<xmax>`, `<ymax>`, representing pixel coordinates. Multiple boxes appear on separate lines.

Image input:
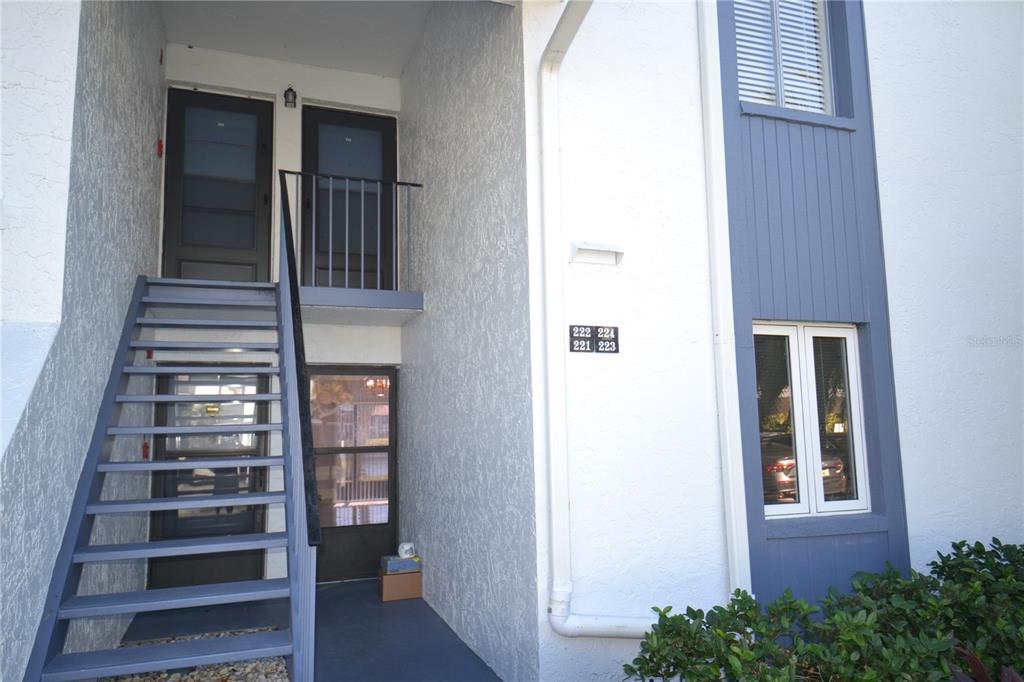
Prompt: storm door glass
<box><xmin>310</xmin><ymin>373</ymin><xmax>392</xmax><ymax>527</ymax></box>
<box><xmin>149</xmin><ymin>372</ymin><xmax>268</xmax><ymax>588</ymax></box>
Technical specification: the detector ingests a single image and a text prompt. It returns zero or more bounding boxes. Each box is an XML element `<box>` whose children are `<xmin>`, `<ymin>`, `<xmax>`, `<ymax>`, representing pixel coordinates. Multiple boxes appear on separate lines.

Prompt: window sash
<box><xmin>756</xmin><ymin>324</ymin><xmax>813</xmax><ymax>517</ymax></box>
<box><xmin>735</xmin><ymin>0</ymin><xmax>833</xmax><ymax>115</ymax></box>
<box><xmin>755</xmin><ymin>322</ymin><xmax>870</xmax><ymax>518</ymax></box>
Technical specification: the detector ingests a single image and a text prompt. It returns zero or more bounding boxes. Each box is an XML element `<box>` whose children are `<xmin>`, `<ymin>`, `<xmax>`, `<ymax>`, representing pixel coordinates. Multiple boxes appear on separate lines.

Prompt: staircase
<box><xmin>24</xmin><ymin>275</ymin><xmax>318</xmax><ymax>681</ymax></box>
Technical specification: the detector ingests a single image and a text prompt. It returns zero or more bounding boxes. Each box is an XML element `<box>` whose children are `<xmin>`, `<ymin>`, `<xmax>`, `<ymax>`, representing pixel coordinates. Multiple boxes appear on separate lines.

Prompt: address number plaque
<box><xmin>569</xmin><ymin>325</ymin><xmax>619</xmax><ymax>354</ymax></box>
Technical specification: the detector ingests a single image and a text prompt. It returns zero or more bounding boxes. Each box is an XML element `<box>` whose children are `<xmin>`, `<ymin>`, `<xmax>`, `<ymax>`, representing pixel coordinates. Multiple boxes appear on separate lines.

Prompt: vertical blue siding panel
<box><xmin>841</xmin><ymin>133</ymin><xmax>868</xmax><ymax>321</ymax></box>
<box><xmin>776</xmin><ymin>122</ymin><xmax>804</xmax><ymax>316</ymax></box>
<box><xmin>812</xmin><ymin>127</ymin><xmax>839</xmax><ymax>320</ymax></box>
<box><xmin>748</xmin><ymin>119</ymin><xmax>774</xmax><ymax>316</ymax></box>
<box><xmin>789</xmin><ymin>126</ymin><xmax>813</xmax><ymax>319</ymax></box>
<box><xmin>739</xmin><ymin>119</ymin><xmax>760</xmax><ymax>314</ymax></box>
<box><xmin>717</xmin><ymin>0</ymin><xmax>911</xmax><ymax>604</ymax></box>
<box><xmin>763</xmin><ymin>120</ymin><xmax>788</xmax><ymax>319</ymax></box>
<box><xmin>824</xmin><ymin>129</ymin><xmax>852</xmax><ymax>320</ymax></box>
<box><xmin>799</xmin><ymin>125</ymin><xmax>827</xmax><ymax>320</ymax></box>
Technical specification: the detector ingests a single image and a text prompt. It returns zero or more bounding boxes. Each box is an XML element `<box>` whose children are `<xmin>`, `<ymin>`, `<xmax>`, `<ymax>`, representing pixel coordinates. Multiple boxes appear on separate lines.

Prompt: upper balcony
<box><xmin>279</xmin><ymin>170</ymin><xmax>423</xmax><ymax>326</ymax></box>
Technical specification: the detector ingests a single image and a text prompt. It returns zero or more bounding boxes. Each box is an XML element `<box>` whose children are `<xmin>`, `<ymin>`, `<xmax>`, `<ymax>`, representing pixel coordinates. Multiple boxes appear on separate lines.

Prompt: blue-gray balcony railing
<box><xmin>279</xmin><ymin>170</ymin><xmax>422</xmax><ymax>299</ymax></box>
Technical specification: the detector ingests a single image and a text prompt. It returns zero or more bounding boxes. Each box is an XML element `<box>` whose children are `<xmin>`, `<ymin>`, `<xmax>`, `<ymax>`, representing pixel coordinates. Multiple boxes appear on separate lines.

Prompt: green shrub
<box><xmin>623</xmin><ymin>539</ymin><xmax>1023</xmax><ymax>681</ymax></box>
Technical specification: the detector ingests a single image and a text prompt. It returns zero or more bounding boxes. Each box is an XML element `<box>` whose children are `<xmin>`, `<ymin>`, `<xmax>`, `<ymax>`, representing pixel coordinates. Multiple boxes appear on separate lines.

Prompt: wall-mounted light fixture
<box><xmin>283</xmin><ymin>85</ymin><xmax>297</xmax><ymax>108</ymax></box>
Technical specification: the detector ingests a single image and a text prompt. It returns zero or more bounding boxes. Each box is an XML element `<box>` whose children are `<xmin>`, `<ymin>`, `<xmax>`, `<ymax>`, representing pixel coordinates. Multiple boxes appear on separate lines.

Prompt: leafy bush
<box><xmin>623</xmin><ymin>539</ymin><xmax>1023</xmax><ymax>681</ymax></box>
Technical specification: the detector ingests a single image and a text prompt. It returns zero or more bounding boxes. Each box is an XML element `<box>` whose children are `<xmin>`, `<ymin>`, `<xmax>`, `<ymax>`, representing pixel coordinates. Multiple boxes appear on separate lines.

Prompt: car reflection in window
<box><xmin>762</xmin><ymin>434</ymin><xmax>850</xmax><ymax>505</ymax></box>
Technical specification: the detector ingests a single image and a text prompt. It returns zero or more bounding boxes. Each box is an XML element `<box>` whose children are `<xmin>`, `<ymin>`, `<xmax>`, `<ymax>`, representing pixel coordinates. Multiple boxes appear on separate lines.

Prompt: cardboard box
<box><xmin>378</xmin><ymin>569</ymin><xmax>422</xmax><ymax>602</ymax></box>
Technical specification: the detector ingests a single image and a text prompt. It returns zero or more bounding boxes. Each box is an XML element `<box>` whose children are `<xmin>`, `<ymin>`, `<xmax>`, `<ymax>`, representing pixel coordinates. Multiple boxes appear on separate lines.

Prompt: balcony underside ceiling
<box><xmin>159</xmin><ymin>1</ymin><xmax>435</xmax><ymax>77</ymax></box>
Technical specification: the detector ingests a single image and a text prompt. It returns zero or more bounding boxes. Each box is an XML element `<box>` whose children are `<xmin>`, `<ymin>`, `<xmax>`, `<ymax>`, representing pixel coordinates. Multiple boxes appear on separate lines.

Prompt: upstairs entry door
<box><xmin>163</xmin><ymin>90</ymin><xmax>273</xmax><ymax>282</ymax></box>
<box><xmin>301</xmin><ymin>107</ymin><xmax>397</xmax><ymax>288</ymax></box>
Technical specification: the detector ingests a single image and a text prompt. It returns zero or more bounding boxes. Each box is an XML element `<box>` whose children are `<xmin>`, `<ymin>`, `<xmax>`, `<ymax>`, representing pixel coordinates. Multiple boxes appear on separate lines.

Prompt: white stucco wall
<box><xmin>523</xmin><ymin>2</ymin><xmax>731</xmax><ymax>678</ymax></box>
<box><xmin>0</xmin><ymin>2</ymin><xmax>166</xmax><ymax>678</ymax></box>
<box><xmin>163</xmin><ymin>43</ymin><xmax>400</xmax><ymax>273</ymax></box>
<box><xmin>864</xmin><ymin>1</ymin><xmax>1024</xmax><ymax>570</ymax></box>
<box><xmin>399</xmin><ymin>4</ymin><xmax>539</xmax><ymax>680</ymax></box>
<box><xmin>0</xmin><ymin>1</ymin><xmax>82</xmax><ymax>452</ymax></box>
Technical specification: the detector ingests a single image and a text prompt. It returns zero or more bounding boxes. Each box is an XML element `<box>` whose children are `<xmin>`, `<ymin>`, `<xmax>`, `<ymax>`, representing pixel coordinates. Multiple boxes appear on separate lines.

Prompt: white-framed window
<box><xmin>753</xmin><ymin>322</ymin><xmax>869</xmax><ymax>517</ymax></box>
<box><xmin>735</xmin><ymin>0</ymin><xmax>833</xmax><ymax>114</ymax></box>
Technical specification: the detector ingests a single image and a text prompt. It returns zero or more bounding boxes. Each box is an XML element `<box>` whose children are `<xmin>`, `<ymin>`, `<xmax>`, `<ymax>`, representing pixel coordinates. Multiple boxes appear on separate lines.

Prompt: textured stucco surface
<box><xmin>398</xmin><ymin>3</ymin><xmax>538</xmax><ymax>680</ymax></box>
<box><xmin>0</xmin><ymin>2</ymin><xmax>165</xmax><ymax>677</ymax></box>
<box><xmin>522</xmin><ymin>2</ymin><xmax>731</xmax><ymax>678</ymax></box>
<box><xmin>864</xmin><ymin>1</ymin><xmax>1024</xmax><ymax>570</ymax></box>
<box><xmin>0</xmin><ymin>1</ymin><xmax>81</xmax><ymax>452</ymax></box>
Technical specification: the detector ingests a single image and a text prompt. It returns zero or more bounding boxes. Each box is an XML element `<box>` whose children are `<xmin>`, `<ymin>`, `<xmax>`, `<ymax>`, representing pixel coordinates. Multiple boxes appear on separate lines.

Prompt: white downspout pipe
<box><xmin>540</xmin><ymin>0</ymin><xmax>654</xmax><ymax>639</ymax></box>
<box><xmin>539</xmin><ymin>0</ymin><xmax>751</xmax><ymax>639</ymax></box>
<box><xmin>696</xmin><ymin>2</ymin><xmax>753</xmax><ymax>594</ymax></box>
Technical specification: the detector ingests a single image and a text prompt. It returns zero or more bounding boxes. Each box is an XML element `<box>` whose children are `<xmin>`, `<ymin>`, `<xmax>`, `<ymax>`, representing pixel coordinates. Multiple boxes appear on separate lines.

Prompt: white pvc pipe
<box><xmin>696</xmin><ymin>1</ymin><xmax>753</xmax><ymax>594</ymax></box>
<box><xmin>538</xmin><ymin>0</ymin><xmax>751</xmax><ymax>639</ymax></box>
<box><xmin>539</xmin><ymin>0</ymin><xmax>654</xmax><ymax>639</ymax></box>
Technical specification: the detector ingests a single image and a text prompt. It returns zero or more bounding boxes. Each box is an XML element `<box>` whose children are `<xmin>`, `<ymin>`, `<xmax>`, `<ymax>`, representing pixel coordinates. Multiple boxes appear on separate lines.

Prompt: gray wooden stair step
<box><xmin>130</xmin><ymin>340</ymin><xmax>279</xmax><ymax>351</ymax></box>
<box><xmin>146</xmin><ymin>277</ymin><xmax>276</xmax><ymax>290</ymax></box>
<box><xmin>123</xmin><ymin>365</ymin><xmax>279</xmax><ymax>375</ymax></box>
<box><xmin>143</xmin><ymin>296</ymin><xmax>277</xmax><ymax>308</ymax></box>
<box><xmin>107</xmin><ymin>423</ymin><xmax>281</xmax><ymax>436</ymax></box>
<box><xmin>116</xmin><ymin>393</ymin><xmax>281</xmax><ymax>403</ymax></box>
<box><xmin>135</xmin><ymin>318</ymin><xmax>278</xmax><ymax>328</ymax></box>
<box><xmin>58</xmin><ymin>578</ymin><xmax>290</xmax><ymax>619</ymax></box>
<box><xmin>86</xmin><ymin>491</ymin><xmax>285</xmax><ymax>514</ymax></box>
<box><xmin>73</xmin><ymin>532</ymin><xmax>288</xmax><ymax>562</ymax></box>
<box><xmin>41</xmin><ymin>628</ymin><xmax>291</xmax><ymax>682</ymax></box>
<box><xmin>98</xmin><ymin>456</ymin><xmax>285</xmax><ymax>472</ymax></box>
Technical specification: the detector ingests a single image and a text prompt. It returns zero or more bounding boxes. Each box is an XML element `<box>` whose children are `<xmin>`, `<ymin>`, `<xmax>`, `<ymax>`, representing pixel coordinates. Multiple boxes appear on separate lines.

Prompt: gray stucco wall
<box><xmin>398</xmin><ymin>3</ymin><xmax>539</xmax><ymax>680</ymax></box>
<box><xmin>0</xmin><ymin>2</ymin><xmax>165</xmax><ymax>677</ymax></box>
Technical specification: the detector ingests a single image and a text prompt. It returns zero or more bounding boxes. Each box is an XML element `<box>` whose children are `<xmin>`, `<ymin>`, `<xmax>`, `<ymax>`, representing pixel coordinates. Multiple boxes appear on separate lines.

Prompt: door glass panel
<box><xmin>313</xmin><ymin>124</ymin><xmax>385</xmax><ymax>287</ymax></box>
<box><xmin>181</xmin><ymin>209</ymin><xmax>255</xmax><ymax>249</ymax></box>
<box><xmin>317</xmin><ymin>124</ymin><xmax>382</xmax><ymax>179</ymax></box>
<box><xmin>181</xmin><ymin>106</ymin><xmax>258</xmax><ymax>249</ymax></box>
<box><xmin>310</xmin><ymin>374</ymin><xmax>390</xmax><ymax>448</ymax></box>
<box><xmin>754</xmin><ymin>335</ymin><xmax>802</xmax><ymax>506</ymax></box>
<box><xmin>812</xmin><ymin>336</ymin><xmax>857</xmax><ymax>501</ymax></box>
<box><xmin>164</xmin><ymin>374</ymin><xmax>261</xmax><ymax>451</ymax></box>
<box><xmin>157</xmin><ymin>373</ymin><xmax>266</xmax><ymax>538</ymax></box>
<box><xmin>316</xmin><ymin>452</ymin><xmax>389</xmax><ymax>527</ymax></box>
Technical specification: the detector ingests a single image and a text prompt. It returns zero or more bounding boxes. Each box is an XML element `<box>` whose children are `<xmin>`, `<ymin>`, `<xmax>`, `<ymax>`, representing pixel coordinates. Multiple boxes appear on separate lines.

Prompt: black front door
<box><xmin>162</xmin><ymin>89</ymin><xmax>273</xmax><ymax>282</ymax></box>
<box><xmin>309</xmin><ymin>368</ymin><xmax>398</xmax><ymax>582</ymax></box>
<box><xmin>301</xmin><ymin>107</ymin><xmax>397</xmax><ymax>288</ymax></box>
<box><xmin>149</xmin><ymin>370</ymin><xmax>269</xmax><ymax>588</ymax></box>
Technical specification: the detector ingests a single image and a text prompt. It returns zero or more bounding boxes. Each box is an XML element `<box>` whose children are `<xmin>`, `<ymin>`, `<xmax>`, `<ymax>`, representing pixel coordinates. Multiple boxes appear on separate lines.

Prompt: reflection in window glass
<box><xmin>316</xmin><ymin>452</ymin><xmax>389</xmax><ymax>527</ymax></box>
<box><xmin>812</xmin><ymin>337</ymin><xmax>857</xmax><ymax>501</ymax></box>
<box><xmin>157</xmin><ymin>372</ymin><xmax>265</xmax><ymax>535</ymax></box>
<box><xmin>166</xmin><ymin>374</ymin><xmax>260</xmax><ymax>451</ymax></box>
<box><xmin>755</xmin><ymin>335</ymin><xmax>801</xmax><ymax>506</ymax></box>
<box><xmin>310</xmin><ymin>375</ymin><xmax>390</xmax><ymax>448</ymax></box>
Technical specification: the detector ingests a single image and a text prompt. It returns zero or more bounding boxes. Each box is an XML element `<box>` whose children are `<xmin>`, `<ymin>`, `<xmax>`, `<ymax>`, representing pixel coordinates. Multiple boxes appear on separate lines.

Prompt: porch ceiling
<box><xmin>159</xmin><ymin>1</ymin><xmax>434</xmax><ymax>78</ymax></box>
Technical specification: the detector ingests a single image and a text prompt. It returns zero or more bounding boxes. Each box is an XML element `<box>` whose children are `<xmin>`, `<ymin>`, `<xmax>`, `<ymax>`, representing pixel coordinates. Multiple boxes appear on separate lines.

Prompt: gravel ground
<box><xmin>100</xmin><ymin>629</ymin><xmax>289</xmax><ymax>682</ymax></box>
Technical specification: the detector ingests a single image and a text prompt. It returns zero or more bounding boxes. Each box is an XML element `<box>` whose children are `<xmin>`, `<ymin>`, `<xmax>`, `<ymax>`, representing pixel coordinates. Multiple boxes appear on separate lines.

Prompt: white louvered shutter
<box><xmin>735</xmin><ymin>0</ymin><xmax>831</xmax><ymax>114</ymax></box>
<box><xmin>735</xmin><ymin>0</ymin><xmax>778</xmax><ymax>105</ymax></box>
<box><xmin>777</xmin><ymin>0</ymin><xmax>830</xmax><ymax>113</ymax></box>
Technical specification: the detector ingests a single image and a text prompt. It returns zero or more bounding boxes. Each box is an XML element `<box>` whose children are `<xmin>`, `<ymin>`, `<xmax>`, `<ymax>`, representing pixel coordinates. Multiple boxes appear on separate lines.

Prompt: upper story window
<box><xmin>754</xmin><ymin>322</ymin><xmax>869</xmax><ymax>517</ymax></box>
<box><xmin>735</xmin><ymin>0</ymin><xmax>832</xmax><ymax>114</ymax></box>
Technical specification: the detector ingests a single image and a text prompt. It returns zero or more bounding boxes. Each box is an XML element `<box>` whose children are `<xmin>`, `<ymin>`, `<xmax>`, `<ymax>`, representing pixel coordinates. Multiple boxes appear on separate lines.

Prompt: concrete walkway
<box><xmin>124</xmin><ymin>579</ymin><xmax>500</xmax><ymax>681</ymax></box>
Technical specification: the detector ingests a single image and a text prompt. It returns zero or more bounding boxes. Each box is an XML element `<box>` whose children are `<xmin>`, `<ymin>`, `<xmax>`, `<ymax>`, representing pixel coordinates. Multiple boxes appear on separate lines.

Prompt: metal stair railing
<box><xmin>277</xmin><ymin>168</ymin><xmax>321</xmax><ymax>682</ymax></box>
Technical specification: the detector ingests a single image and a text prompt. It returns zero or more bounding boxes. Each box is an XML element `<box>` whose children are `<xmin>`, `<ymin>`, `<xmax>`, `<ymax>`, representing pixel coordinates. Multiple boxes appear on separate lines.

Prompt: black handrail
<box><xmin>283</xmin><ymin>169</ymin><xmax>423</xmax><ymax>188</ymax></box>
<box><xmin>278</xmin><ymin>170</ymin><xmax>322</xmax><ymax>547</ymax></box>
